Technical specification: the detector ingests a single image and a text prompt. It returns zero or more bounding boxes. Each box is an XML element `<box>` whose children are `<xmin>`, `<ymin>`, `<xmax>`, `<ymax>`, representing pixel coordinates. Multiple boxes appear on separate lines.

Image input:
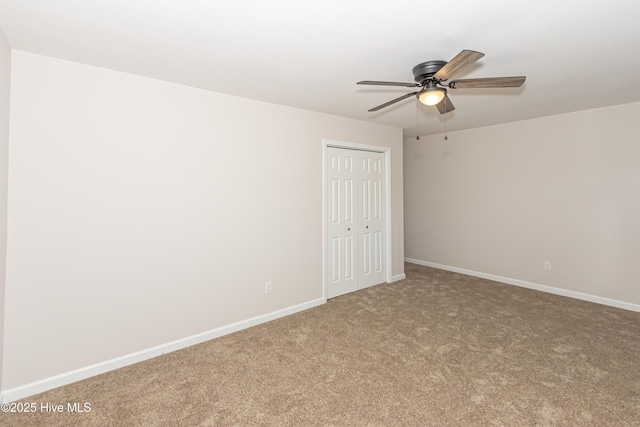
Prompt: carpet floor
<box><xmin>2</xmin><ymin>262</ymin><xmax>639</xmax><ymax>426</ymax></box>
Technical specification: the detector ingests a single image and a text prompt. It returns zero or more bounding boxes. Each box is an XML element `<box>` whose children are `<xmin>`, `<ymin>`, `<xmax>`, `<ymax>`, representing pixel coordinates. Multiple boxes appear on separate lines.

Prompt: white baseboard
<box><xmin>390</xmin><ymin>273</ymin><xmax>406</xmax><ymax>282</ymax></box>
<box><xmin>2</xmin><ymin>297</ymin><xmax>326</xmax><ymax>403</ymax></box>
<box><xmin>405</xmin><ymin>258</ymin><xmax>640</xmax><ymax>313</ymax></box>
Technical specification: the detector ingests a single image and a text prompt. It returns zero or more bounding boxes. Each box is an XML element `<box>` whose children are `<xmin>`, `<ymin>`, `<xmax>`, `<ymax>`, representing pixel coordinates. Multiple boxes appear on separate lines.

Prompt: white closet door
<box><xmin>327</xmin><ymin>147</ymin><xmax>385</xmax><ymax>298</ymax></box>
<box><xmin>327</xmin><ymin>147</ymin><xmax>358</xmax><ymax>298</ymax></box>
<box><xmin>358</xmin><ymin>150</ymin><xmax>385</xmax><ymax>289</ymax></box>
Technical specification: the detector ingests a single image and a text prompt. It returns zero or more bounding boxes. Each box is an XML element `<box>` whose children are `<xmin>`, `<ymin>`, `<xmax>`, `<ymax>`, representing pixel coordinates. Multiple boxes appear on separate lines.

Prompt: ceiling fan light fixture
<box><xmin>418</xmin><ymin>87</ymin><xmax>446</xmax><ymax>106</ymax></box>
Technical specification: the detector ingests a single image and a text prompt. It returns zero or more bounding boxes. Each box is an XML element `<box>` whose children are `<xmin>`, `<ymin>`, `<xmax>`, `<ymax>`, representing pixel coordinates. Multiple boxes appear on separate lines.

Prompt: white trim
<box><xmin>321</xmin><ymin>141</ymin><xmax>327</xmax><ymax>300</ymax></box>
<box><xmin>384</xmin><ymin>149</ymin><xmax>392</xmax><ymax>284</ymax></box>
<box><xmin>2</xmin><ymin>297</ymin><xmax>325</xmax><ymax>403</ymax></box>
<box><xmin>322</xmin><ymin>139</ymin><xmax>392</xmax><ymax>297</ymax></box>
<box><xmin>324</xmin><ymin>140</ymin><xmax>388</xmax><ymax>153</ymax></box>
<box><xmin>405</xmin><ymin>258</ymin><xmax>640</xmax><ymax>313</ymax></box>
<box><xmin>390</xmin><ymin>273</ymin><xmax>406</xmax><ymax>283</ymax></box>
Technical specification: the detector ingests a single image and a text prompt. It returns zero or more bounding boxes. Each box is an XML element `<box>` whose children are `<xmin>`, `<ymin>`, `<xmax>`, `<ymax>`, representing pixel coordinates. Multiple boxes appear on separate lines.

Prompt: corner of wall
<box><xmin>0</xmin><ymin>27</ymin><xmax>12</xmax><ymax>399</ymax></box>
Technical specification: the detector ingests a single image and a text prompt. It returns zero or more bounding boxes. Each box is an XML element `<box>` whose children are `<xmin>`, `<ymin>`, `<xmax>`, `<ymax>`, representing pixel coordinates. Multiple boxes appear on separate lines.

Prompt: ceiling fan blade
<box><xmin>436</xmin><ymin>94</ymin><xmax>455</xmax><ymax>114</ymax></box>
<box><xmin>358</xmin><ymin>80</ymin><xmax>421</xmax><ymax>87</ymax></box>
<box><xmin>368</xmin><ymin>92</ymin><xmax>418</xmax><ymax>112</ymax></box>
<box><xmin>450</xmin><ymin>76</ymin><xmax>526</xmax><ymax>88</ymax></box>
<box><xmin>433</xmin><ymin>50</ymin><xmax>485</xmax><ymax>81</ymax></box>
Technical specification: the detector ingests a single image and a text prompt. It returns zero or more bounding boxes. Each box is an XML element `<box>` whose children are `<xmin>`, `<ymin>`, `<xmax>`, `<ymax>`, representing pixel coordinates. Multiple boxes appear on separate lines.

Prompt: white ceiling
<box><xmin>1</xmin><ymin>0</ymin><xmax>639</xmax><ymax>137</ymax></box>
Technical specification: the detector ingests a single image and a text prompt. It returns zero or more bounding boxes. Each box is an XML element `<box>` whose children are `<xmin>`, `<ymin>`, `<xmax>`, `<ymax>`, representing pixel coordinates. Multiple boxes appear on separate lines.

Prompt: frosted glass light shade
<box><xmin>418</xmin><ymin>88</ymin><xmax>446</xmax><ymax>106</ymax></box>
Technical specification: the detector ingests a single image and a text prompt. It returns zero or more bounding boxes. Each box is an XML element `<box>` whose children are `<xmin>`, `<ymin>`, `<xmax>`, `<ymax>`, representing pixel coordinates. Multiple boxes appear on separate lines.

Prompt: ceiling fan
<box><xmin>357</xmin><ymin>50</ymin><xmax>526</xmax><ymax>114</ymax></box>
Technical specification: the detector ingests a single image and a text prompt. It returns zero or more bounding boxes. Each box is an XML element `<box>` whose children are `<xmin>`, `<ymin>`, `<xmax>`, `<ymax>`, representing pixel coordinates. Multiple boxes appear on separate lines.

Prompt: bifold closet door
<box><xmin>357</xmin><ymin>150</ymin><xmax>386</xmax><ymax>289</ymax></box>
<box><xmin>327</xmin><ymin>147</ymin><xmax>358</xmax><ymax>298</ymax></box>
<box><xmin>327</xmin><ymin>147</ymin><xmax>385</xmax><ymax>299</ymax></box>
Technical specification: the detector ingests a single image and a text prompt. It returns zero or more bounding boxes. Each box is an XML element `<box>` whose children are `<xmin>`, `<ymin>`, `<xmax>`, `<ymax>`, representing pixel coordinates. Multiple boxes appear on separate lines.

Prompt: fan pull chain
<box><xmin>444</xmin><ymin>116</ymin><xmax>448</xmax><ymax>140</ymax></box>
<box><xmin>416</xmin><ymin>102</ymin><xmax>420</xmax><ymax>140</ymax></box>
<box><xmin>444</xmin><ymin>98</ymin><xmax>449</xmax><ymax>140</ymax></box>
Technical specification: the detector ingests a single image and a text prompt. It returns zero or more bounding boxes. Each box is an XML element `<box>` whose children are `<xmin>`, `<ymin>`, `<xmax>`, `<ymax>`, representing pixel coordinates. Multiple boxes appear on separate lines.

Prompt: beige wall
<box><xmin>404</xmin><ymin>102</ymin><xmax>640</xmax><ymax>308</ymax></box>
<box><xmin>0</xmin><ymin>30</ymin><xmax>10</xmax><ymax>397</ymax></box>
<box><xmin>3</xmin><ymin>51</ymin><xmax>404</xmax><ymax>393</ymax></box>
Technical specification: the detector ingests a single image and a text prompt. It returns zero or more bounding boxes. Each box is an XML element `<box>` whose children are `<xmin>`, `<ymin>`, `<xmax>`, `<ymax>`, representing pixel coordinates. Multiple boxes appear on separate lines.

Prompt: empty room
<box><xmin>0</xmin><ymin>1</ymin><xmax>639</xmax><ymax>425</ymax></box>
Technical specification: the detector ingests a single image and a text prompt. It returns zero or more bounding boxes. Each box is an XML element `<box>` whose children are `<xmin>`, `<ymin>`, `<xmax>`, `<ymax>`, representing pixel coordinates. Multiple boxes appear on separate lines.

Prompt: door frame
<box><xmin>322</xmin><ymin>139</ymin><xmax>392</xmax><ymax>300</ymax></box>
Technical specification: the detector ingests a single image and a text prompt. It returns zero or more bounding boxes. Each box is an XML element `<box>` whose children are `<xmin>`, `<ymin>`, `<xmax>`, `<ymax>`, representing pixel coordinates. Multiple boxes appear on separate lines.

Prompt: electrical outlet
<box><xmin>265</xmin><ymin>281</ymin><xmax>273</xmax><ymax>294</ymax></box>
<box><xmin>543</xmin><ymin>261</ymin><xmax>552</xmax><ymax>271</ymax></box>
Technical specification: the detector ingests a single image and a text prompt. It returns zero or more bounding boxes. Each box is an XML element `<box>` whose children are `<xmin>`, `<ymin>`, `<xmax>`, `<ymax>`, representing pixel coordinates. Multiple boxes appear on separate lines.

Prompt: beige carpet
<box><xmin>2</xmin><ymin>262</ymin><xmax>639</xmax><ymax>426</ymax></box>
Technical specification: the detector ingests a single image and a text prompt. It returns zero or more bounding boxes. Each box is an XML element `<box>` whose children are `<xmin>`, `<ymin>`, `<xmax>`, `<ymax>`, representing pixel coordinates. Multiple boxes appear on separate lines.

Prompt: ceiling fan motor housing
<box><xmin>412</xmin><ymin>60</ymin><xmax>447</xmax><ymax>85</ymax></box>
